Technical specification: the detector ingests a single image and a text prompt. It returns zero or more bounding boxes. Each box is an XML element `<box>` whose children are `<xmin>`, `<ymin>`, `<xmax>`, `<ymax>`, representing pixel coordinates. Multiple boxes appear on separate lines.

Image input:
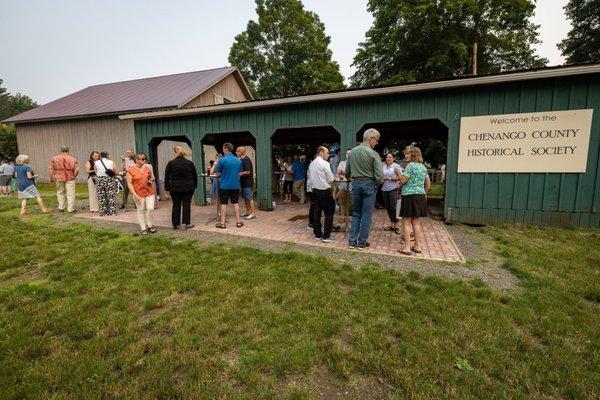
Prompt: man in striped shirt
<box><xmin>48</xmin><ymin>146</ymin><xmax>79</xmax><ymax>213</ymax></box>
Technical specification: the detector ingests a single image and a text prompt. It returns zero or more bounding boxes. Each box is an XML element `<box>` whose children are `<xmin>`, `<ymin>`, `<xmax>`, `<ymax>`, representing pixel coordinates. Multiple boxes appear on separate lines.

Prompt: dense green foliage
<box><xmin>558</xmin><ymin>0</ymin><xmax>600</xmax><ymax>63</ymax></box>
<box><xmin>0</xmin><ymin>79</ymin><xmax>38</xmax><ymax>160</ymax></box>
<box><xmin>0</xmin><ymin>124</ymin><xmax>18</xmax><ymax>160</ymax></box>
<box><xmin>228</xmin><ymin>0</ymin><xmax>345</xmax><ymax>99</ymax></box>
<box><xmin>351</xmin><ymin>0</ymin><xmax>548</xmax><ymax>87</ymax></box>
<box><xmin>0</xmin><ymin>188</ymin><xmax>598</xmax><ymax>398</ymax></box>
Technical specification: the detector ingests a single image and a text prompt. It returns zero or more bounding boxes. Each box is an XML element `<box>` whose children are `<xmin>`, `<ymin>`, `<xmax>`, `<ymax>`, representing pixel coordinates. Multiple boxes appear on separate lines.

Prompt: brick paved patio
<box><xmin>77</xmin><ymin>201</ymin><xmax>464</xmax><ymax>262</ymax></box>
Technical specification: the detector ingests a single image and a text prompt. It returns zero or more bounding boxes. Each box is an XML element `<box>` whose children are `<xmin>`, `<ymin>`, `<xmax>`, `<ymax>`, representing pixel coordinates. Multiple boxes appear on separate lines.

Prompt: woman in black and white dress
<box><xmin>94</xmin><ymin>151</ymin><xmax>120</xmax><ymax>216</ymax></box>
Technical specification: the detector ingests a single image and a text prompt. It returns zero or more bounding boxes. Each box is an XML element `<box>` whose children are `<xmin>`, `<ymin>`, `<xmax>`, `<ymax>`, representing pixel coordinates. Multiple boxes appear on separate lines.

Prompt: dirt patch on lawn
<box><xmin>139</xmin><ymin>291</ymin><xmax>193</xmax><ymax>324</ymax></box>
<box><xmin>278</xmin><ymin>366</ymin><xmax>392</xmax><ymax>400</ymax></box>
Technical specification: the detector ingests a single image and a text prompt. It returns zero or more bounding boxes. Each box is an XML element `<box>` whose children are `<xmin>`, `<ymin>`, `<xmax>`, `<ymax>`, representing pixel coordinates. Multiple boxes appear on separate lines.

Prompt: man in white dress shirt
<box><xmin>307</xmin><ymin>146</ymin><xmax>336</xmax><ymax>243</ymax></box>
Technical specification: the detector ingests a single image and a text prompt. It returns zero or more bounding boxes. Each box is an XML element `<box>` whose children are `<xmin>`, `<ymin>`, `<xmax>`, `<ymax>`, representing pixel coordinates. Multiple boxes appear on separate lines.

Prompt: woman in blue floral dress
<box><xmin>398</xmin><ymin>145</ymin><xmax>431</xmax><ymax>255</ymax></box>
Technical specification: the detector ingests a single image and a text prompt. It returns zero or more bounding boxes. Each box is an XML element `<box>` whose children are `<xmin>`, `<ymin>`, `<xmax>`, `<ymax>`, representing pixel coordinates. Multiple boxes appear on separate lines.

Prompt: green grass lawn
<box><xmin>428</xmin><ymin>181</ymin><xmax>445</xmax><ymax>197</ymax></box>
<box><xmin>0</xmin><ymin>189</ymin><xmax>598</xmax><ymax>399</ymax></box>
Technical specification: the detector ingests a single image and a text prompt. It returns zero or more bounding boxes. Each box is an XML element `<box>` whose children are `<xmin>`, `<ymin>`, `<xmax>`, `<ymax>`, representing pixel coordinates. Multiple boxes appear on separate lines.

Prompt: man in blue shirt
<box><xmin>215</xmin><ymin>142</ymin><xmax>243</xmax><ymax>228</ymax></box>
<box><xmin>292</xmin><ymin>155</ymin><xmax>306</xmax><ymax>204</ymax></box>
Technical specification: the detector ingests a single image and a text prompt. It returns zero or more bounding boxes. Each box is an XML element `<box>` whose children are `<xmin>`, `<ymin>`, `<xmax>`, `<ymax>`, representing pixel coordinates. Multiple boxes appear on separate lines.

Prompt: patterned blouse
<box><xmin>401</xmin><ymin>162</ymin><xmax>428</xmax><ymax>196</ymax></box>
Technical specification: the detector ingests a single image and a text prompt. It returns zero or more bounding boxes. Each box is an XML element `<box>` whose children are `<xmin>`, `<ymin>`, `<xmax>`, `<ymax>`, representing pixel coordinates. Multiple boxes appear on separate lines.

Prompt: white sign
<box><xmin>458</xmin><ymin>109</ymin><xmax>593</xmax><ymax>173</ymax></box>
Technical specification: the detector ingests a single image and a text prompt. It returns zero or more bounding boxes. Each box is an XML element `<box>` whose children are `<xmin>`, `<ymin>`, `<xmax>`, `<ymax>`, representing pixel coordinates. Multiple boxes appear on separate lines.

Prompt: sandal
<box><xmin>236</xmin><ymin>221</ymin><xmax>244</xmax><ymax>228</ymax></box>
<box><xmin>215</xmin><ymin>223</ymin><xmax>226</xmax><ymax>229</ymax></box>
<box><xmin>148</xmin><ymin>227</ymin><xmax>157</xmax><ymax>234</ymax></box>
<box><xmin>411</xmin><ymin>247</ymin><xmax>422</xmax><ymax>254</ymax></box>
<box><xmin>397</xmin><ymin>249</ymin><xmax>412</xmax><ymax>255</ymax></box>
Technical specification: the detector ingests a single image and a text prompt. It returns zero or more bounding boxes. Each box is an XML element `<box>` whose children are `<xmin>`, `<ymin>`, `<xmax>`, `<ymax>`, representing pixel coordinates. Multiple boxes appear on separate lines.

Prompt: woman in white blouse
<box><xmin>94</xmin><ymin>151</ymin><xmax>120</xmax><ymax>216</ymax></box>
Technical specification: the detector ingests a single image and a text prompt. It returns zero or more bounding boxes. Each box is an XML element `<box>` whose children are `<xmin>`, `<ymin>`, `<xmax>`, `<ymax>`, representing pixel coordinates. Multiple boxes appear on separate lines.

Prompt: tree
<box><xmin>0</xmin><ymin>124</ymin><xmax>18</xmax><ymax>160</ymax></box>
<box><xmin>0</xmin><ymin>79</ymin><xmax>38</xmax><ymax>160</ymax></box>
<box><xmin>558</xmin><ymin>0</ymin><xmax>600</xmax><ymax>63</ymax></box>
<box><xmin>228</xmin><ymin>0</ymin><xmax>345</xmax><ymax>99</ymax></box>
<box><xmin>351</xmin><ymin>0</ymin><xmax>548</xmax><ymax>87</ymax></box>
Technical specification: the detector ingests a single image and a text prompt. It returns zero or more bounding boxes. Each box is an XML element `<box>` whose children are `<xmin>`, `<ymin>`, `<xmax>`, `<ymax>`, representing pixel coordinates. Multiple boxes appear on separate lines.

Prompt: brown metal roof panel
<box><xmin>4</xmin><ymin>66</ymin><xmax>235</xmax><ymax>123</ymax></box>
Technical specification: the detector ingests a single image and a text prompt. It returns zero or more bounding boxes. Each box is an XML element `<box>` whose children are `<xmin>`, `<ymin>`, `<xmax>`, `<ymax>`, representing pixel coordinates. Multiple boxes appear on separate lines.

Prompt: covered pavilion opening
<box><xmin>148</xmin><ymin>135</ymin><xmax>192</xmax><ymax>199</ymax></box>
<box><xmin>271</xmin><ymin>126</ymin><xmax>341</xmax><ymax>206</ymax></box>
<box><xmin>201</xmin><ymin>131</ymin><xmax>256</xmax><ymax>206</ymax></box>
<box><xmin>356</xmin><ymin>119</ymin><xmax>449</xmax><ymax>219</ymax></box>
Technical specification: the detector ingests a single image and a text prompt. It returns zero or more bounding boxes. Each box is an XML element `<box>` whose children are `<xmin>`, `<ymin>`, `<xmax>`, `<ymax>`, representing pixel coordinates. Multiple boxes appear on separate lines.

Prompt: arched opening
<box><xmin>201</xmin><ymin>131</ymin><xmax>256</xmax><ymax>206</ymax></box>
<box><xmin>356</xmin><ymin>119</ymin><xmax>449</xmax><ymax>219</ymax></box>
<box><xmin>270</xmin><ymin>126</ymin><xmax>341</xmax><ymax>206</ymax></box>
<box><xmin>148</xmin><ymin>135</ymin><xmax>192</xmax><ymax>199</ymax></box>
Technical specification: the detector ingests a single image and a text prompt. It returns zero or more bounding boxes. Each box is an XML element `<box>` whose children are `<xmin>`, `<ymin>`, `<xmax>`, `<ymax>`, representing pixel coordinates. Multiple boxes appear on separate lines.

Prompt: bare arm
<box><xmin>425</xmin><ymin>175</ymin><xmax>431</xmax><ymax>193</ymax></box>
<box><xmin>126</xmin><ymin>172</ymin><xmax>139</xmax><ymax>199</ymax></box>
<box><xmin>399</xmin><ymin>163</ymin><xmax>410</xmax><ymax>185</ymax></box>
<box><xmin>48</xmin><ymin>161</ymin><xmax>53</xmax><ymax>183</ymax></box>
<box><xmin>73</xmin><ymin>159</ymin><xmax>80</xmax><ymax>179</ymax></box>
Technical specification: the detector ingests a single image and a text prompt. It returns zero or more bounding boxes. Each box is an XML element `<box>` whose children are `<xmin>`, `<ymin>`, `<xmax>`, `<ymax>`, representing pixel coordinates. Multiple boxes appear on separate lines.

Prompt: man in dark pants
<box><xmin>307</xmin><ymin>146</ymin><xmax>336</xmax><ymax>243</ymax></box>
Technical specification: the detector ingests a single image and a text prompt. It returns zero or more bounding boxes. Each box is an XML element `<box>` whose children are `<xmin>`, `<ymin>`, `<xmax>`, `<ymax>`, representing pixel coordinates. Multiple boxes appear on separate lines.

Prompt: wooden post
<box><xmin>472</xmin><ymin>42</ymin><xmax>478</xmax><ymax>75</ymax></box>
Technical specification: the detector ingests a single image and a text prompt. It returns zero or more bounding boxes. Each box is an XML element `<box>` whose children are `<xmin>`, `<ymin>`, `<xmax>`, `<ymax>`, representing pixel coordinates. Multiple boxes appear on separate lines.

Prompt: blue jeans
<box><xmin>349</xmin><ymin>179</ymin><xmax>377</xmax><ymax>247</ymax></box>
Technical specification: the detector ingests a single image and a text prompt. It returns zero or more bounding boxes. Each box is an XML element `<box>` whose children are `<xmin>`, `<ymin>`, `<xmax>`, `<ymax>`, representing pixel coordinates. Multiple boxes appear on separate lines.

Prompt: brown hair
<box><xmin>405</xmin><ymin>145</ymin><xmax>424</xmax><ymax>163</ymax></box>
<box><xmin>89</xmin><ymin>151</ymin><xmax>100</xmax><ymax>165</ymax></box>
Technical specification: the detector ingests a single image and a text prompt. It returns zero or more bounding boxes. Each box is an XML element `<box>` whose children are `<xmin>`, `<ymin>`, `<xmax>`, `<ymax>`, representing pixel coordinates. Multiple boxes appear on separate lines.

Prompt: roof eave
<box><xmin>120</xmin><ymin>63</ymin><xmax>600</xmax><ymax>121</ymax></box>
<box><xmin>5</xmin><ymin>106</ymin><xmax>179</xmax><ymax>124</ymax></box>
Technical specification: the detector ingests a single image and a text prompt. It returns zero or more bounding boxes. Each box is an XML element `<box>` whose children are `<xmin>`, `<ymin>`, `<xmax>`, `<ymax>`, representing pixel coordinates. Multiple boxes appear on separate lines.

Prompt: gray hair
<box><xmin>363</xmin><ymin>128</ymin><xmax>380</xmax><ymax>142</ymax></box>
<box><xmin>15</xmin><ymin>154</ymin><xmax>29</xmax><ymax>164</ymax></box>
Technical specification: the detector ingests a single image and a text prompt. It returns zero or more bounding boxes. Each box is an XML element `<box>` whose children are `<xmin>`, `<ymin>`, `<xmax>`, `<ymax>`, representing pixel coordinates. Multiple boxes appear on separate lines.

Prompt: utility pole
<box><xmin>471</xmin><ymin>42</ymin><xmax>478</xmax><ymax>75</ymax></box>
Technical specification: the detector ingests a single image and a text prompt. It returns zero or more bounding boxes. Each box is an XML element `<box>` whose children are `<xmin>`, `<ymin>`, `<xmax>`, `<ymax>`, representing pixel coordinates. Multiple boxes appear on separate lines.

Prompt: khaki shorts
<box><xmin>338</xmin><ymin>189</ymin><xmax>353</xmax><ymax>216</ymax></box>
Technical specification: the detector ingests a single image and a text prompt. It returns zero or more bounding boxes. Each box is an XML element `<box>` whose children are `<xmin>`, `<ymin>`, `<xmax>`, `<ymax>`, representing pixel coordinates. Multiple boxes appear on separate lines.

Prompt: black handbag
<box><xmin>100</xmin><ymin>159</ymin><xmax>115</xmax><ymax>178</ymax></box>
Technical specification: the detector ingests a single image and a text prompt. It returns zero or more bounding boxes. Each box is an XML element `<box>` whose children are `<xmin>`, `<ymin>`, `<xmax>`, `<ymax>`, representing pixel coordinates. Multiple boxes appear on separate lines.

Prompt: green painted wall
<box><xmin>135</xmin><ymin>73</ymin><xmax>600</xmax><ymax>227</ymax></box>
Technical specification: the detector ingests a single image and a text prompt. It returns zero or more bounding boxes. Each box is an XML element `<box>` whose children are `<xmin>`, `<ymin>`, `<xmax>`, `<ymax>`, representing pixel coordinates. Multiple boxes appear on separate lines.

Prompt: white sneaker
<box><xmin>321</xmin><ymin>238</ymin><xmax>335</xmax><ymax>243</ymax></box>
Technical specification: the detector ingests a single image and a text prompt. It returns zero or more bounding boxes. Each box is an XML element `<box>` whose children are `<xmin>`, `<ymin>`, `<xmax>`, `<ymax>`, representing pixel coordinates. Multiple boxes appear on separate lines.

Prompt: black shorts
<box><xmin>400</xmin><ymin>194</ymin><xmax>428</xmax><ymax>218</ymax></box>
<box><xmin>219</xmin><ymin>189</ymin><xmax>240</xmax><ymax>204</ymax></box>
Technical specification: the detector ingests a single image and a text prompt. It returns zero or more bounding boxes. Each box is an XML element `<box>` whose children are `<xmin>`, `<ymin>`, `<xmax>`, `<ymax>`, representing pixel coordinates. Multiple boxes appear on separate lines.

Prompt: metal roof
<box><xmin>4</xmin><ymin>66</ymin><xmax>249</xmax><ymax>124</ymax></box>
<box><xmin>119</xmin><ymin>63</ymin><xmax>600</xmax><ymax>121</ymax></box>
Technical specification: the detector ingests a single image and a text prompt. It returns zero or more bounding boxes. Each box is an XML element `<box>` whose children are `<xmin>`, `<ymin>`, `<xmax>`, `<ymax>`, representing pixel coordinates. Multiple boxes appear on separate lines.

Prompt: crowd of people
<box><xmin>299</xmin><ymin>128</ymin><xmax>431</xmax><ymax>253</ymax></box>
<box><xmin>3</xmin><ymin>147</ymin><xmax>159</xmax><ymax>235</ymax></box>
<box><xmin>6</xmin><ymin>128</ymin><xmax>432</xmax><ymax>254</ymax></box>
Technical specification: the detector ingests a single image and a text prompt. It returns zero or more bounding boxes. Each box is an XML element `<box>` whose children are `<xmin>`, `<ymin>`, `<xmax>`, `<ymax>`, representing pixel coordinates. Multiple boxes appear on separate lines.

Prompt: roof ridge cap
<box><xmin>87</xmin><ymin>66</ymin><xmax>234</xmax><ymax>88</ymax></box>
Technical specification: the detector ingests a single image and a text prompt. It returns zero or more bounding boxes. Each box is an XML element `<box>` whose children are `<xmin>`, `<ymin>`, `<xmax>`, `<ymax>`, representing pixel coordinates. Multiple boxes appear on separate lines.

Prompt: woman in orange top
<box><xmin>126</xmin><ymin>153</ymin><xmax>156</xmax><ymax>235</ymax></box>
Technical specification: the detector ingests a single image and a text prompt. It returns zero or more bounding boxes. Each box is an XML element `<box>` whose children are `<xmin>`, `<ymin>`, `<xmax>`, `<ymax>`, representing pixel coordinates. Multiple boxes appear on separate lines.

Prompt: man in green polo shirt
<box><xmin>345</xmin><ymin>128</ymin><xmax>384</xmax><ymax>249</ymax></box>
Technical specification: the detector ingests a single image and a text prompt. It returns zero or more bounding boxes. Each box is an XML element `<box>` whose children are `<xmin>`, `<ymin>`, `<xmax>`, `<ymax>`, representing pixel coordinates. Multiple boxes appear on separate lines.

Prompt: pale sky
<box><xmin>1</xmin><ymin>0</ymin><xmax>570</xmax><ymax>105</ymax></box>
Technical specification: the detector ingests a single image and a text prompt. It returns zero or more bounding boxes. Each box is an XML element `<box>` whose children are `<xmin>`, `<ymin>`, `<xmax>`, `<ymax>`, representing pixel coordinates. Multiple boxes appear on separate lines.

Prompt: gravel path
<box><xmin>67</xmin><ymin>211</ymin><xmax>519</xmax><ymax>291</ymax></box>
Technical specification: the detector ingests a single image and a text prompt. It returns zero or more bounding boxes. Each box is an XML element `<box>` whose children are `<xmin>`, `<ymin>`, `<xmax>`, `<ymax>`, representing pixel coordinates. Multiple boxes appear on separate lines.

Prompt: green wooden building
<box><xmin>122</xmin><ymin>64</ymin><xmax>600</xmax><ymax>227</ymax></box>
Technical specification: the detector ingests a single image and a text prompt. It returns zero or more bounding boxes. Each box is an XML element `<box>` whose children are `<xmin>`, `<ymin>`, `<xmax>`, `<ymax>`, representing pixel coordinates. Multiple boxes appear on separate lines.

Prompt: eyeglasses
<box><xmin>137</xmin><ymin>157</ymin><xmax>147</xmax><ymax>161</ymax></box>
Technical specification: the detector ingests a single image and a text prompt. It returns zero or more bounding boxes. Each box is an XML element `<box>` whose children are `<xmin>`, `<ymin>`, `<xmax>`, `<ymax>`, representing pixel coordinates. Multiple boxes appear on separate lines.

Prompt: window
<box><xmin>213</xmin><ymin>94</ymin><xmax>235</xmax><ymax>104</ymax></box>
